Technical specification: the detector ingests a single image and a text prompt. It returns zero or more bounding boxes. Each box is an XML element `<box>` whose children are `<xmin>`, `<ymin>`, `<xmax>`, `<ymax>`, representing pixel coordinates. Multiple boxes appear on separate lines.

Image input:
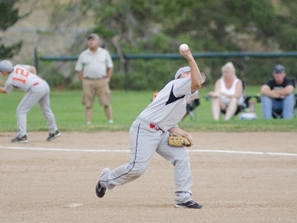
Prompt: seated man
<box><xmin>260</xmin><ymin>64</ymin><xmax>295</xmax><ymax>119</ymax></box>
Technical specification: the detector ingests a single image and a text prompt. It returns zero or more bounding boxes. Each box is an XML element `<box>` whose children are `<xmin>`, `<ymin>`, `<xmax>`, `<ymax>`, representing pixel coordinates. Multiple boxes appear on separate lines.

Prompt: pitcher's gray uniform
<box><xmin>97</xmin><ymin>65</ymin><xmax>202</xmax><ymax>208</ymax></box>
<box><xmin>3</xmin><ymin>64</ymin><xmax>59</xmax><ymax>141</ymax></box>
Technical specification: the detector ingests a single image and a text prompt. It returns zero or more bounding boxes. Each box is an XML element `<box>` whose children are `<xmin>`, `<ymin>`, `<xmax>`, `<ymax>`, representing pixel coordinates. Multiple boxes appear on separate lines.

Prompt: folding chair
<box><xmin>271</xmin><ymin>93</ymin><xmax>297</xmax><ymax>119</ymax></box>
<box><xmin>272</xmin><ymin>108</ymin><xmax>283</xmax><ymax>119</ymax></box>
<box><xmin>186</xmin><ymin>98</ymin><xmax>200</xmax><ymax>119</ymax></box>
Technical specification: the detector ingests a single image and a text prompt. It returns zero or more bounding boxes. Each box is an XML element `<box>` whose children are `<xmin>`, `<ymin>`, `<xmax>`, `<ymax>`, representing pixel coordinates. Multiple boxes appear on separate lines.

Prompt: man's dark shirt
<box><xmin>266</xmin><ymin>78</ymin><xmax>295</xmax><ymax>90</ymax></box>
<box><xmin>265</xmin><ymin>78</ymin><xmax>295</xmax><ymax>100</ymax></box>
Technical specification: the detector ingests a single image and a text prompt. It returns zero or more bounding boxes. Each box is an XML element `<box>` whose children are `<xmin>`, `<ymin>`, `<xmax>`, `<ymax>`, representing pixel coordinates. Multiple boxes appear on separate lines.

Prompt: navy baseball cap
<box><xmin>273</xmin><ymin>64</ymin><xmax>285</xmax><ymax>73</ymax></box>
<box><xmin>0</xmin><ymin>60</ymin><xmax>13</xmax><ymax>72</ymax></box>
<box><xmin>175</xmin><ymin>66</ymin><xmax>190</xmax><ymax>79</ymax></box>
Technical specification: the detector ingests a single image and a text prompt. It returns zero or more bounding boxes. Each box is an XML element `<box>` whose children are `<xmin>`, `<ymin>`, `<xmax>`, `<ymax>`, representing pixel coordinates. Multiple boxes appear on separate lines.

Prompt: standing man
<box><xmin>75</xmin><ymin>33</ymin><xmax>114</xmax><ymax>125</ymax></box>
<box><xmin>95</xmin><ymin>45</ymin><xmax>204</xmax><ymax>209</ymax></box>
<box><xmin>0</xmin><ymin>60</ymin><xmax>61</xmax><ymax>143</ymax></box>
<box><xmin>260</xmin><ymin>64</ymin><xmax>295</xmax><ymax>119</ymax></box>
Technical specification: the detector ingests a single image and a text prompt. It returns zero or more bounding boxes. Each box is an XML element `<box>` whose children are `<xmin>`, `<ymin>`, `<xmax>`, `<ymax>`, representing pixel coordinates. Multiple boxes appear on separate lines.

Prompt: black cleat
<box><xmin>46</xmin><ymin>130</ymin><xmax>61</xmax><ymax>141</ymax></box>
<box><xmin>174</xmin><ymin>200</ymin><xmax>202</xmax><ymax>209</ymax></box>
<box><xmin>95</xmin><ymin>168</ymin><xmax>109</xmax><ymax>198</ymax></box>
<box><xmin>95</xmin><ymin>181</ymin><xmax>106</xmax><ymax>198</ymax></box>
<box><xmin>11</xmin><ymin>135</ymin><xmax>28</xmax><ymax>143</ymax></box>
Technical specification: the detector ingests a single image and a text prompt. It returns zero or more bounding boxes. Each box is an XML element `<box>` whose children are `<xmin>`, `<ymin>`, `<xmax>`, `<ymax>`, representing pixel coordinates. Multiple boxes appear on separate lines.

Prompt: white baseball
<box><xmin>179</xmin><ymin>43</ymin><xmax>189</xmax><ymax>52</ymax></box>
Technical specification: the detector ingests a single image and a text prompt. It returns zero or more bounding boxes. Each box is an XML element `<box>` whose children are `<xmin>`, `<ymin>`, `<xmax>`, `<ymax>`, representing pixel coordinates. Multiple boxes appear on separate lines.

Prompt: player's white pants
<box><xmin>99</xmin><ymin>118</ymin><xmax>194</xmax><ymax>203</ymax></box>
<box><xmin>16</xmin><ymin>80</ymin><xmax>58</xmax><ymax>136</ymax></box>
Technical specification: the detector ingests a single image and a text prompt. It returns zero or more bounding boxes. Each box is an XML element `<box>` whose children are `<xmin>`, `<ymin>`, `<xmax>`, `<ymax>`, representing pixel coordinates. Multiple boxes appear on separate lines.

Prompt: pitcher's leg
<box><xmin>156</xmin><ymin>132</ymin><xmax>193</xmax><ymax>203</ymax></box>
<box><xmin>99</xmin><ymin>122</ymin><xmax>160</xmax><ymax>190</ymax></box>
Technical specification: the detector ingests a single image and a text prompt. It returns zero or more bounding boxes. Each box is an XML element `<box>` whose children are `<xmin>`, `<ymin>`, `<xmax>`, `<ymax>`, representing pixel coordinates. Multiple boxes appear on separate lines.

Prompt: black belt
<box><xmin>84</xmin><ymin>77</ymin><xmax>105</xmax><ymax>80</ymax></box>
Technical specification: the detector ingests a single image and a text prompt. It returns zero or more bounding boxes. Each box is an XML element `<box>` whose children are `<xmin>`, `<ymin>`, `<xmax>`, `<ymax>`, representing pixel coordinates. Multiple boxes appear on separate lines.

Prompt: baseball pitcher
<box><xmin>95</xmin><ymin>45</ymin><xmax>204</xmax><ymax>209</ymax></box>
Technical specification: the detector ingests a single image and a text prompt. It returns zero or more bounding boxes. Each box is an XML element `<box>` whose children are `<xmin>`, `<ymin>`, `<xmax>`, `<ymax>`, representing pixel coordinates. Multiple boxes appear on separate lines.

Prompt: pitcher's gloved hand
<box><xmin>168</xmin><ymin>134</ymin><xmax>193</xmax><ymax>147</ymax></box>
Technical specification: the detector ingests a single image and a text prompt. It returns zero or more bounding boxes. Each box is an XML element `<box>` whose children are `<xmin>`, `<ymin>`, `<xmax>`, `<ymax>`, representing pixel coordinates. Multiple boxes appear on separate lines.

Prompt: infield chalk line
<box><xmin>0</xmin><ymin>146</ymin><xmax>297</xmax><ymax>157</ymax></box>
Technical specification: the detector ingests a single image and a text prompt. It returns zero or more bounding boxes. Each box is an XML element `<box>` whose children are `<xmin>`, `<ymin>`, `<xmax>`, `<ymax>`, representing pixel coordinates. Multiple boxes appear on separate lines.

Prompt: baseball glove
<box><xmin>168</xmin><ymin>134</ymin><xmax>193</xmax><ymax>147</ymax></box>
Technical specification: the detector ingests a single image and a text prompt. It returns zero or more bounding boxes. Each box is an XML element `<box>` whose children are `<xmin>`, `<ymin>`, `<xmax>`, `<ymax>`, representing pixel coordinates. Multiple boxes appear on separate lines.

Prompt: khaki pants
<box><xmin>82</xmin><ymin>78</ymin><xmax>111</xmax><ymax>108</ymax></box>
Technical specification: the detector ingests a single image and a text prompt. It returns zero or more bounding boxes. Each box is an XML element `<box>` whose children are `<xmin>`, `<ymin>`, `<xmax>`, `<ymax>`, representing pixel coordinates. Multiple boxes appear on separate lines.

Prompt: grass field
<box><xmin>0</xmin><ymin>86</ymin><xmax>296</xmax><ymax>132</ymax></box>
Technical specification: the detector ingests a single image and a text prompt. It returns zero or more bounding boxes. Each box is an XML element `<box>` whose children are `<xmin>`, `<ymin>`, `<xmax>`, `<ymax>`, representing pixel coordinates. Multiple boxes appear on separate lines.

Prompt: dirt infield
<box><xmin>0</xmin><ymin>132</ymin><xmax>297</xmax><ymax>223</ymax></box>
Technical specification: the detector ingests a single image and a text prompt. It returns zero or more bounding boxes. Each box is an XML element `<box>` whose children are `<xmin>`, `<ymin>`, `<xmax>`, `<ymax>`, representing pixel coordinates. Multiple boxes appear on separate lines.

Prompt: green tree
<box><xmin>70</xmin><ymin>0</ymin><xmax>297</xmax><ymax>89</ymax></box>
<box><xmin>0</xmin><ymin>0</ymin><xmax>24</xmax><ymax>58</ymax></box>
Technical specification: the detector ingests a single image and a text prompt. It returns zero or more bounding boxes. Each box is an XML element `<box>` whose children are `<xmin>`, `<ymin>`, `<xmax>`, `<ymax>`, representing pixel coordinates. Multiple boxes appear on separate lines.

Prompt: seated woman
<box><xmin>208</xmin><ymin>62</ymin><xmax>244</xmax><ymax>121</ymax></box>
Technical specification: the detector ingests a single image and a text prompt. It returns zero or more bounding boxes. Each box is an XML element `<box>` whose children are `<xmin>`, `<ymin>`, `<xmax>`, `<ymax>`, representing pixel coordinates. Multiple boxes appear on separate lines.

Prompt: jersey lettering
<box><xmin>15</xmin><ymin>67</ymin><xmax>30</xmax><ymax>77</ymax></box>
<box><xmin>12</xmin><ymin>77</ymin><xmax>26</xmax><ymax>84</ymax></box>
<box><xmin>165</xmin><ymin>85</ymin><xmax>185</xmax><ymax>105</ymax></box>
<box><xmin>13</xmin><ymin>67</ymin><xmax>30</xmax><ymax>84</ymax></box>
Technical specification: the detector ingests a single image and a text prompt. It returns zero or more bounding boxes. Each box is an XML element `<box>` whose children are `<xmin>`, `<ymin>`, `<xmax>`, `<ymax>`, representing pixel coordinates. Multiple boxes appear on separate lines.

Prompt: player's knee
<box><xmin>16</xmin><ymin>109</ymin><xmax>28</xmax><ymax>115</ymax></box>
<box><xmin>129</xmin><ymin>164</ymin><xmax>146</xmax><ymax>178</ymax></box>
<box><xmin>172</xmin><ymin>156</ymin><xmax>189</xmax><ymax>166</ymax></box>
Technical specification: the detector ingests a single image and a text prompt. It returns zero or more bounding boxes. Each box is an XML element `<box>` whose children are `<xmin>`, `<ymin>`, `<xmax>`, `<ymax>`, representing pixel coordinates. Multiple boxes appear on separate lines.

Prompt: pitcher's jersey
<box><xmin>137</xmin><ymin>78</ymin><xmax>192</xmax><ymax>131</ymax></box>
<box><xmin>4</xmin><ymin>65</ymin><xmax>42</xmax><ymax>93</ymax></box>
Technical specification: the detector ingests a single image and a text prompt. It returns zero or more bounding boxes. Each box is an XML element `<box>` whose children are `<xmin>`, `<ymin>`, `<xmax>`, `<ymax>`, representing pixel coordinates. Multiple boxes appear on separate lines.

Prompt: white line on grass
<box><xmin>0</xmin><ymin>146</ymin><xmax>297</xmax><ymax>157</ymax></box>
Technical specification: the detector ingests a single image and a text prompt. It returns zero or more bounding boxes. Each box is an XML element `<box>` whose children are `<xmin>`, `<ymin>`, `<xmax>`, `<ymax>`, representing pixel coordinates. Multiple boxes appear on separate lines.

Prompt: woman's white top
<box><xmin>218</xmin><ymin>78</ymin><xmax>244</xmax><ymax>105</ymax></box>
